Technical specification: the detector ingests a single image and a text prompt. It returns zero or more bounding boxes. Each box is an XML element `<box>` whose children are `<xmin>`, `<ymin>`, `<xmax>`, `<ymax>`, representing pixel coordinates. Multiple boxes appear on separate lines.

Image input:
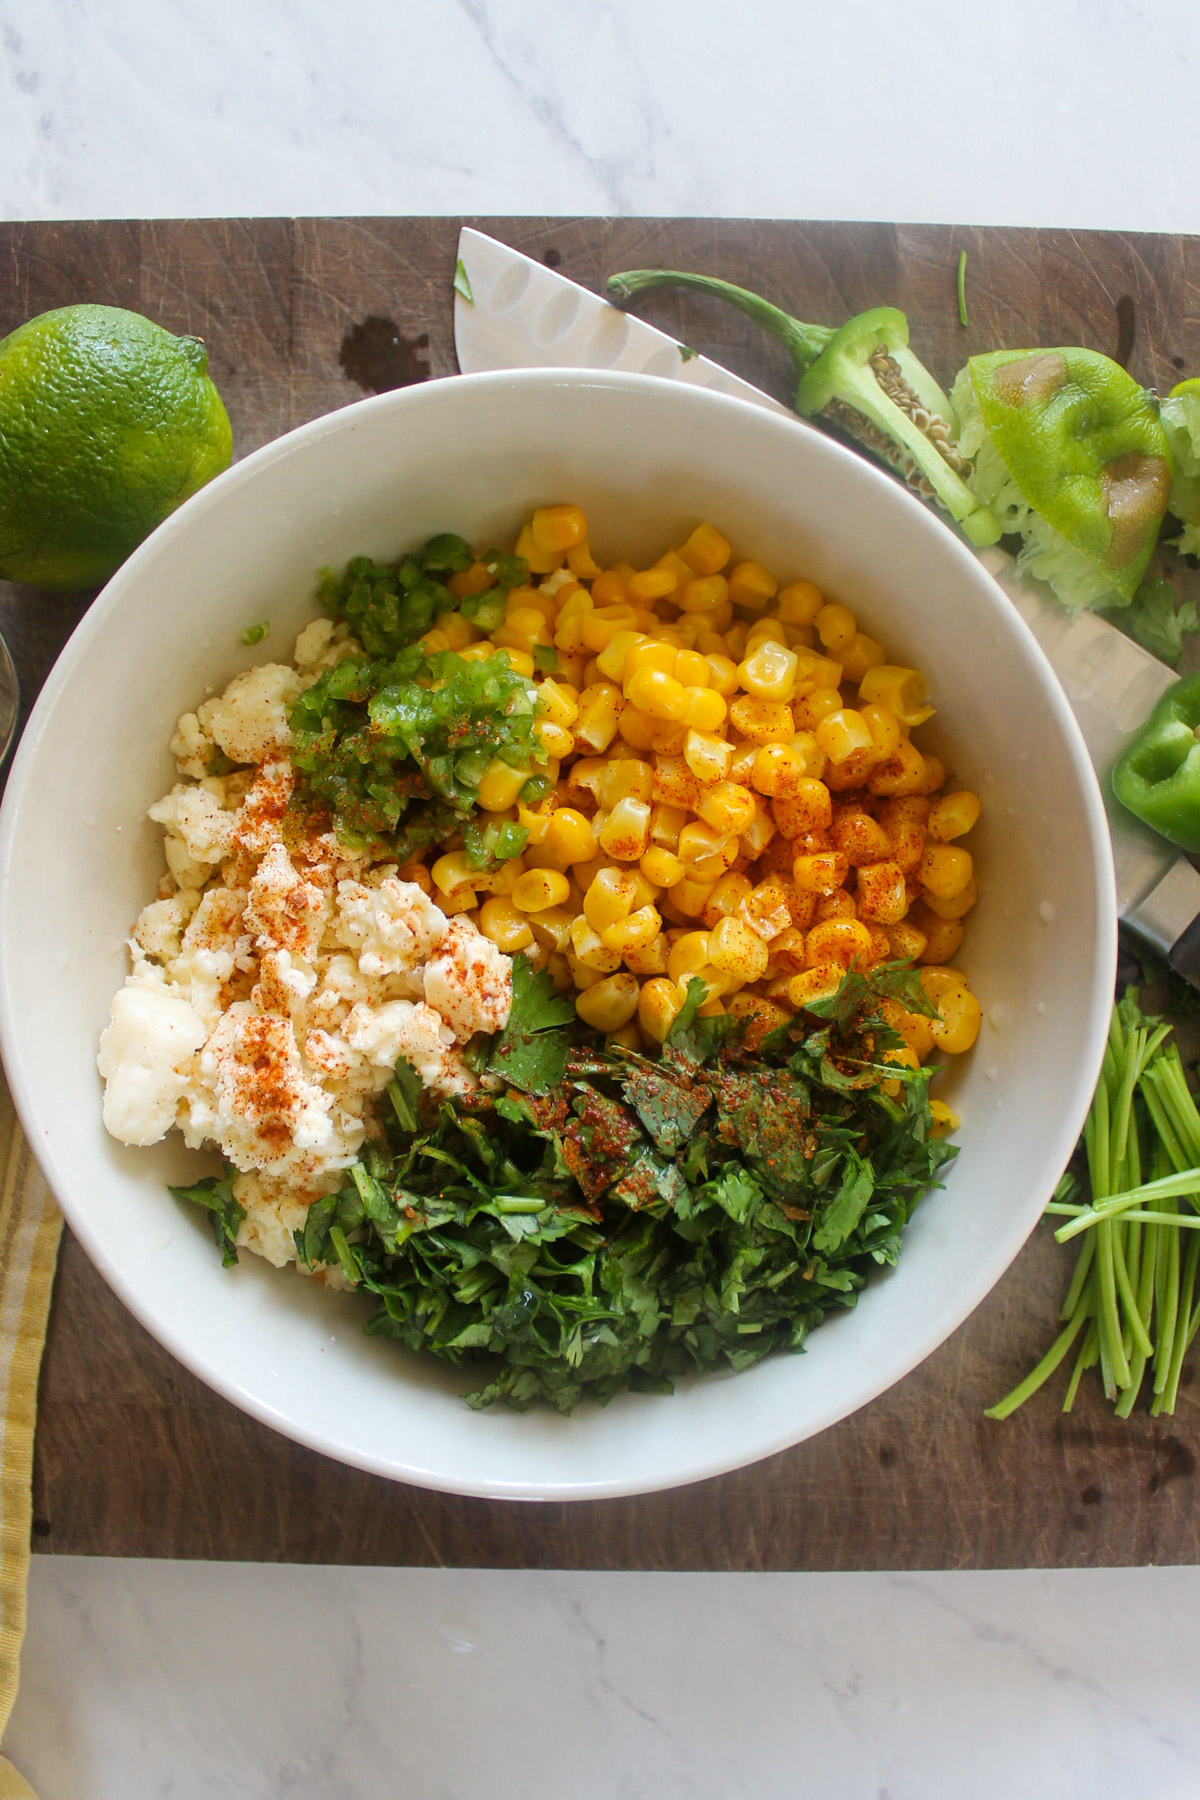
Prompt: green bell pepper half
<box><xmin>964</xmin><ymin>348</ymin><xmax>1173</xmax><ymax>601</ymax></box>
<box><xmin>1112</xmin><ymin>668</ymin><xmax>1200</xmax><ymax>852</ymax></box>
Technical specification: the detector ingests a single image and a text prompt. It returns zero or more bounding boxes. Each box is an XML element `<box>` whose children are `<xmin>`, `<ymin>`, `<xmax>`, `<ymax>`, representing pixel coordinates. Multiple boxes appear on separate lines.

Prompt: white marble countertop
<box><xmin>4</xmin><ymin>1</ymin><xmax>1200</xmax><ymax>1794</ymax></box>
<box><xmin>2</xmin><ymin>0</ymin><xmax>1200</xmax><ymax>231</ymax></box>
<box><xmin>11</xmin><ymin>1561</ymin><xmax>1200</xmax><ymax>1799</ymax></box>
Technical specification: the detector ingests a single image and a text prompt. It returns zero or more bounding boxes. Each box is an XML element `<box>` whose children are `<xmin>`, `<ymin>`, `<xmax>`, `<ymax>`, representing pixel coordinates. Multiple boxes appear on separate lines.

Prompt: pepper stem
<box><xmin>606</xmin><ymin>270</ymin><xmax>833</xmax><ymax>376</ymax></box>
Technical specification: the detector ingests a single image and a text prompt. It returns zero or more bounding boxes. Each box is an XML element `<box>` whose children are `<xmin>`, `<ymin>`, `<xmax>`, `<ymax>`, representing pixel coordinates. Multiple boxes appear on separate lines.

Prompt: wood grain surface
<box><xmin>4</xmin><ymin>216</ymin><xmax>1200</xmax><ymax>1568</ymax></box>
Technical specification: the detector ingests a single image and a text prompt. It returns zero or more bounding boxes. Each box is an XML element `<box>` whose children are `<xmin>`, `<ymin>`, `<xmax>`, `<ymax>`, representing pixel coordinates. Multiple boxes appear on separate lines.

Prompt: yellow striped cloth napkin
<box><xmin>0</xmin><ymin>1069</ymin><xmax>62</xmax><ymax>1800</ymax></box>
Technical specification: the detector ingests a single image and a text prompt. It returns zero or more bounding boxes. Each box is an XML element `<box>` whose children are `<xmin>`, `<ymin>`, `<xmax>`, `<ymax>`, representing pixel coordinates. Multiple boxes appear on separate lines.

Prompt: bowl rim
<box><xmin>0</xmin><ymin>367</ymin><xmax>1118</xmax><ymax>1498</ymax></box>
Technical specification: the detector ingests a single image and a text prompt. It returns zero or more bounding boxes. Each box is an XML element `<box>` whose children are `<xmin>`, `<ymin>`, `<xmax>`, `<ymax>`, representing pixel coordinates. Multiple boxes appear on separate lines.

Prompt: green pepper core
<box><xmin>606</xmin><ymin>270</ymin><xmax>1001</xmax><ymax>546</ymax></box>
<box><xmin>1112</xmin><ymin>669</ymin><xmax>1200</xmax><ymax>851</ymax></box>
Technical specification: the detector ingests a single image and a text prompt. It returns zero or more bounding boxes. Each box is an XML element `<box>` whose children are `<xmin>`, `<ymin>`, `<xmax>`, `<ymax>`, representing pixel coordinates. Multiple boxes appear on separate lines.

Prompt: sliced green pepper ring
<box><xmin>1113</xmin><ymin>669</ymin><xmax>1200</xmax><ymax>852</ymax></box>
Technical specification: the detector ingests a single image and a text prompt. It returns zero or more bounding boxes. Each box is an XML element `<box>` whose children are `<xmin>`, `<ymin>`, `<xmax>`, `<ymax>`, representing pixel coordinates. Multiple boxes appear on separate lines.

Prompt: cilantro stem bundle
<box><xmin>987</xmin><ymin>994</ymin><xmax>1200</xmax><ymax>1421</ymax></box>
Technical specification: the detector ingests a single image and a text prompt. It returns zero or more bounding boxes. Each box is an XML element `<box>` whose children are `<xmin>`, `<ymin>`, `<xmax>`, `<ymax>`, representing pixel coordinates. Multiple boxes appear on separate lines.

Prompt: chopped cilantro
<box><xmin>170</xmin><ymin>1172</ymin><xmax>245</xmax><ymax>1267</ymax></box>
<box><xmin>281</xmin><ymin>962</ymin><xmax>958</xmax><ymax>1413</ymax></box>
<box><xmin>453</xmin><ymin>259</ymin><xmax>474</xmax><ymax>304</ymax></box>
<box><xmin>678</xmin><ymin>343</ymin><xmax>698</xmax><ymax>361</ymax></box>
<box><xmin>239</xmin><ymin>621</ymin><xmax>270</xmax><ymax>646</ymax></box>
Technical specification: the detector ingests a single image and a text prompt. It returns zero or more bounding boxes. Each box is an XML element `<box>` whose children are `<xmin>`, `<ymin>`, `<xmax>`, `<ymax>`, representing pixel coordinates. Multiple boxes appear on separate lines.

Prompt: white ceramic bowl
<box><xmin>0</xmin><ymin>370</ymin><xmax>1115</xmax><ymax>1500</ymax></box>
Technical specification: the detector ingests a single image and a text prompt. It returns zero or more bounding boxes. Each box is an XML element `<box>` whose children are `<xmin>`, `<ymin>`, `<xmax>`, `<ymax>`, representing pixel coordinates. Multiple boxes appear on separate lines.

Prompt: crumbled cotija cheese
<box><xmin>99</xmin><ymin>624</ymin><xmax>513</xmax><ymax>1275</ymax></box>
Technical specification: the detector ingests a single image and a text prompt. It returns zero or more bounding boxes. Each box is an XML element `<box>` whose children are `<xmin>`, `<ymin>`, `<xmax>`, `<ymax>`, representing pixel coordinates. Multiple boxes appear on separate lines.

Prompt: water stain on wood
<box><xmin>1081</xmin><ymin>1484</ymin><xmax>1102</xmax><ymax>1505</ymax></box>
<box><xmin>1114</xmin><ymin>294</ymin><xmax>1136</xmax><ymax>368</ymax></box>
<box><xmin>339</xmin><ymin>315</ymin><xmax>430</xmax><ymax>393</ymax></box>
<box><xmin>1148</xmin><ymin>1435</ymin><xmax>1195</xmax><ymax>1494</ymax></box>
<box><xmin>543</xmin><ymin>247</ymin><xmax>562</xmax><ymax>268</ymax></box>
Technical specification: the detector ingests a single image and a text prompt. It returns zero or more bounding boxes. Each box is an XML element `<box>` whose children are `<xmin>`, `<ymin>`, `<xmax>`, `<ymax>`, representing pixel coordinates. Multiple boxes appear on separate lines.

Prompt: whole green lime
<box><xmin>0</xmin><ymin>304</ymin><xmax>233</xmax><ymax>591</ymax></box>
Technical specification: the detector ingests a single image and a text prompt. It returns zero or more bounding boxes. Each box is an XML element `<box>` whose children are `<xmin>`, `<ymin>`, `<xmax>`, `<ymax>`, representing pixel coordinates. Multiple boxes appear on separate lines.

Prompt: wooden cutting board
<box><xmin>4</xmin><ymin>217</ymin><xmax>1199</xmax><ymax>1569</ymax></box>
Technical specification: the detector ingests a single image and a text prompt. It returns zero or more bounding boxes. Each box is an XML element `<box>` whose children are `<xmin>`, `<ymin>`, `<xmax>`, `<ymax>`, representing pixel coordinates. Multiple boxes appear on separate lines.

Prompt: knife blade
<box><xmin>453</xmin><ymin>228</ymin><xmax>1200</xmax><ymax>984</ymax></box>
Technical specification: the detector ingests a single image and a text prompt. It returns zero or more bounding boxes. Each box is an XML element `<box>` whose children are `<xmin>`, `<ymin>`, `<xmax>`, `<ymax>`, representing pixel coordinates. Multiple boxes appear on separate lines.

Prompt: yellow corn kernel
<box><xmin>728</xmin><ymin>993</ymin><xmax>793</xmax><ymax>1049</ymax></box>
<box><xmin>598</xmin><ymin>758</ymin><xmax>653</xmax><ymax>810</ymax></box>
<box><xmin>431</xmin><ymin>850</ymin><xmax>481</xmax><ymax>899</ymax></box>
<box><xmin>814</xmin><ymin>886</ymin><xmax>855</xmax><ymax>922</ymax></box>
<box><xmin>855</xmin><ymin>860</ymin><xmax>910</xmax><ymax>924</ymax></box>
<box><xmin>642</xmin><ymin>845</ymin><xmax>685</xmax><ymax>889</ymax></box>
<box><xmin>917</xmin><ymin>844</ymin><xmax>973</xmax><ymax>900</ymax></box>
<box><xmin>529</xmin><ymin>906</ymin><xmax>575</xmax><ymax>954</ymax></box>
<box><xmin>672</xmin><ymin>876</ymin><xmax>717</xmax><ymax>918</ymax></box>
<box><xmin>727</xmin><ymin>559</ymin><xmax>778</xmax><ymax>610</ymax></box>
<box><xmin>506</xmin><ymin>602</ymin><xmax>555</xmax><ymax>644</ymax></box>
<box><xmin>601</xmin><ymin>905</ymin><xmax>661</xmax><ymax>955</ymax></box>
<box><xmin>478</xmin><ymin>896</ymin><xmax>535</xmax><ymax>953</ymax></box>
<box><xmin>583</xmin><ymin>866</ymin><xmax>639</xmax><ymax>932</ymax></box>
<box><xmin>868</xmin><ymin>737</ymin><xmax>927</xmax><ymax>798</ymax></box>
<box><xmin>787</xmin><ymin>964</ymin><xmax>845</xmax><ymax>1010</ymax></box>
<box><xmin>703</xmin><ymin>653</ymin><xmax>740</xmax><ymax>697</ymax></box>
<box><xmin>485</xmin><ymin>853</ymin><xmax>527</xmax><ymax>898</ymax></box>
<box><xmin>575</xmin><ymin>972</ymin><xmax>641</xmax><ymax>1033</ymax></box>
<box><xmin>886</xmin><ymin>919</ymin><xmax>928</xmax><ymax>962</ymax></box>
<box><xmin>536</xmin><ymin>677</ymin><xmax>580</xmax><ymax>730</ymax></box>
<box><xmin>531</xmin><ymin>504</ymin><xmax>588</xmax><ymax>554</ymax></box>
<box><xmin>568</xmin><ymin>951</ymin><xmax>605</xmax><ymax>991</ymax></box>
<box><xmin>616</xmin><ymin>707</ymin><xmax>659</xmax><ymax>752</ymax></box>
<box><xmin>792</xmin><ymin>850</ymin><xmax>850</xmax><ymax>895</ymax></box>
<box><xmin>920</xmin><ymin>967</ymin><xmax>982</xmax><ymax>1054</ymax></box>
<box><xmin>447</xmin><ymin>561</ymin><xmax>496</xmax><ymax>601</ymax></box>
<box><xmin>539</xmin><ymin>808</ymin><xmax>593</xmax><ymax>869</ymax></box>
<box><xmin>728</xmin><ymin>694</ymin><xmax>795</xmax><ymax>745</ymax></box>
<box><xmin>709</xmin><ymin>914</ymin><xmax>770</xmax><ymax>984</ymax></box>
<box><xmin>772</xmin><ymin>778</ymin><xmax>833</xmax><ymax>840</ymax></box>
<box><xmin>922</xmin><ymin>875</ymin><xmax>979</xmax><ymax>921</ymax></box>
<box><xmin>624</xmin><ymin>640</ymin><xmax>678</xmax><ymax>683</ymax></box>
<box><xmin>433</xmin><ymin>612</ymin><xmax>477</xmax><ymax>651</ymax></box>
<box><xmin>741</xmin><ymin>875</ymin><xmax>792</xmax><ymax>943</ymax></box>
<box><xmin>553</xmin><ymin>613</ymin><xmax>594</xmax><ymax>658</ymax></box>
<box><xmin>776</xmin><ymin>579</ymin><xmax>824</xmax><ymax>626</ymax></box>
<box><xmin>693</xmin><ymin>780</ymin><xmax>756</xmax><ymax>837</ymax></box>
<box><xmin>682</xmin><ymin>687</ymin><xmax>728</xmax><ymax>733</ymax></box>
<box><xmin>679</xmin><ymin>818</ymin><xmax>734</xmax><ymax>869</ymax></box>
<box><xmin>627</xmin><ymin>567</ymin><xmax>678</xmax><ymax>602</ymax></box>
<box><xmin>511</xmin><ymin>868</ymin><xmax>571</xmax><ymax>914</ymax></box>
<box><xmin>580</xmin><ymin>608</ymin><xmax>635</xmax><ymax>654</ymax></box>
<box><xmin>623</xmin><ymin>934</ymin><xmax>670</xmax><ymax>976</ymax></box>
<box><xmin>598</xmin><ymin>795</ymin><xmax>651</xmax><ymax>861</ymax></box>
<box><xmin>476</xmin><ymin>759</ymin><xmax>531</xmax><ymax>812</ymax></box>
<box><xmin>680</xmin><ymin>523</ymin><xmax>732</xmax><ymax>575</ymax></box>
<box><xmin>746</xmin><ymin>619</ymin><xmax>789</xmax><ymax>652</ymax></box>
<box><xmin>644</xmin><ymin>718</ymin><xmax>685</xmax><ymax>754</ymax></box>
<box><xmin>805</xmin><ymin>917</ymin><xmax>874</xmax><ymax>971</ymax></box>
<box><xmin>840</xmin><ymin>632</ymin><xmax>887</xmax><ymax>683</ymax></box>
<box><xmin>649</xmin><ymin>802</ymin><xmax>688</xmax><ymax>849</ymax></box>
<box><xmin>812</xmin><ymin>713</ymin><xmax>871</xmax><ymax>774</ymax></box>
<box><xmin>814</xmin><ymin>602</ymin><xmax>857</xmax><ymax>653</ymax></box>
<box><xmin>559</xmin><ymin>538</ymin><xmax>599</xmax><ymax>579</ymax></box>
<box><xmin>667</xmin><ymin>930</ymin><xmax>712</xmax><ymax>986</ymax></box>
<box><xmin>678</xmin><ymin>574</ymin><xmax>730</xmax><ymax>615</ymax></box>
<box><xmin>858</xmin><ymin>665</ymin><xmax>934</xmax><ymax>728</ymax></box>
<box><xmin>928</xmin><ymin>790</ymin><xmax>982</xmax><ymax>842</ymax></box>
<box><xmin>831</xmin><ymin>808</ymin><xmax>891</xmax><ymax>867</ymax></box>
<box><xmin>929</xmin><ymin>1099</ymin><xmax>960</xmax><ymax>1138</ymax></box>
<box><xmin>682</xmin><ymin>729</ymin><xmax>733</xmax><ymax>786</ymax></box>
<box><xmin>458</xmin><ymin>642</ymin><xmax>498</xmax><ymax>664</ymax></box>
<box><xmin>653</xmin><ymin>754</ymin><xmax>703</xmax><ymax>809</ymax></box>
<box><xmin>574</xmin><ymin>681</ymin><xmax>623</xmax><ymax>753</ymax></box>
<box><xmin>593</xmin><ymin>628</ymin><xmax>644</xmax><ymax>684</ymax></box>
<box><xmin>534</xmin><ymin>720</ymin><xmax>575</xmax><ymax>761</ymax></box>
<box><xmin>569</xmin><ymin>915</ymin><xmax>624</xmax><ymax>973</ymax></box>
<box><xmin>738</xmin><ymin>640</ymin><xmax>798</xmax><ymax>703</ymax></box>
<box><xmin>673</xmin><ymin>649</ymin><xmax>710</xmax><ymax>689</ymax></box>
<box><xmin>740</xmin><ymin>796</ymin><xmax>778</xmax><ymax>860</ymax></box>
<box><xmin>500</xmin><ymin>648</ymin><xmax>537</xmax><ymax>679</ymax></box>
<box><xmin>857</xmin><ymin>703</ymin><xmax>900</xmax><ymax>764</ymax></box>
<box><xmin>750</xmin><ymin>742</ymin><xmax>809</xmax><ymax>798</ymax></box>
<box><xmin>627</xmin><ymin>866</ymin><xmax>661</xmax><ymax>906</ymax></box>
<box><xmin>639</xmin><ymin>976</ymin><xmax>685</xmax><ymax>1044</ymax></box>
<box><xmin>700</xmin><ymin>871</ymin><xmax>754</xmax><ymax>927</ymax></box>
<box><xmin>912</xmin><ymin>907</ymin><xmax>965</xmax><ymax>965</ymax></box>
<box><xmin>624</xmin><ymin>666</ymin><xmax>689</xmax><ymax>722</ymax></box>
